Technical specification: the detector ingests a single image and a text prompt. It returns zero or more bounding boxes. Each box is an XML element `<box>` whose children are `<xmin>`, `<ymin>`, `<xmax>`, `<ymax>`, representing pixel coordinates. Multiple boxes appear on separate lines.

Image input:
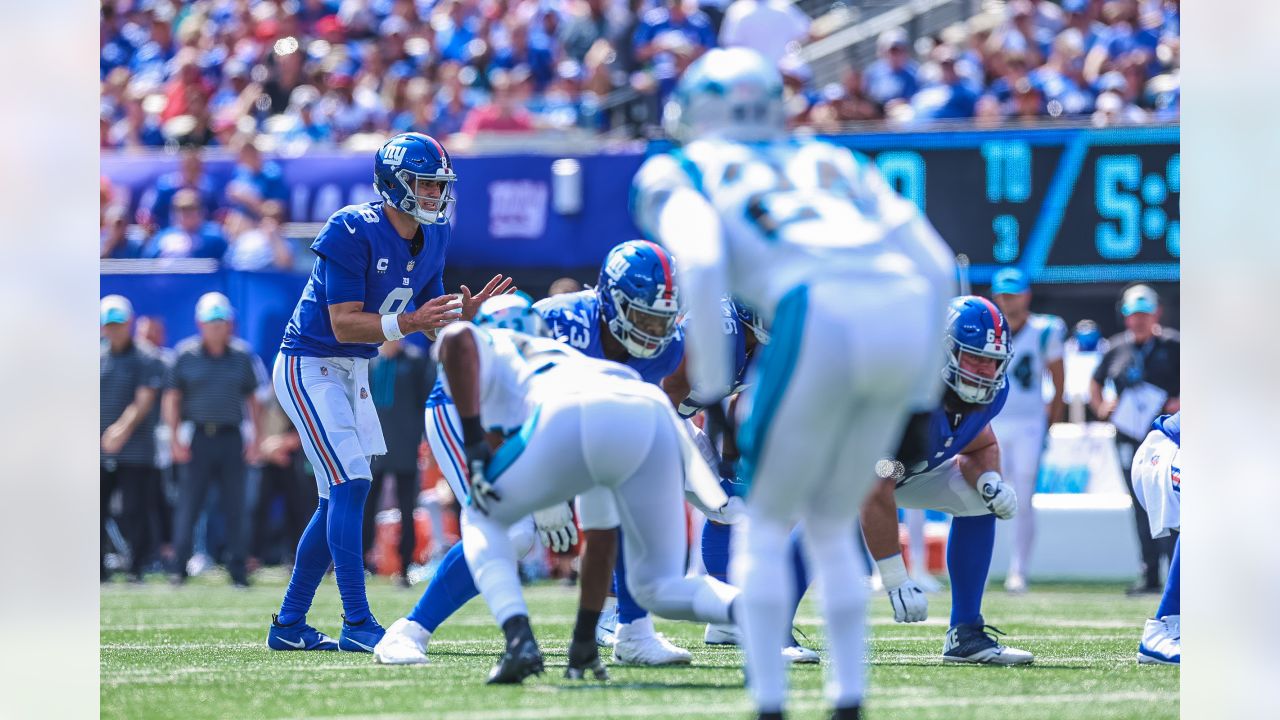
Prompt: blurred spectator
<box><xmin>1092</xmin><ymin>89</ymin><xmax>1148</xmax><ymax>127</ymax></box>
<box><xmin>461</xmin><ymin>69</ymin><xmax>536</xmax><ymax>134</ymax></box>
<box><xmin>549</xmin><ymin>276</ymin><xmax>584</xmax><ymax>295</ymax></box>
<box><xmin>138</xmin><ymin>146</ymin><xmax>219</xmax><ymax>231</ymax></box>
<box><xmin>143</xmin><ymin>189</ymin><xmax>229</xmax><ymax>260</ymax></box>
<box><xmin>492</xmin><ymin>20</ymin><xmax>556</xmax><ymax>92</ymax></box>
<box><xmin>633</xmin><ymin>0</ymin><xmax>716</xmax><ymax>101</ymax></box>
<box><xmin>165</xmin><ymin>292</ymin><xmax>262</xmax><ymax>588</ymax></box>
<box><xmin>1089</xmin><ymin>284</ymin><xmax>1179</xmax><ymax>596</ymax></box>
<box><xmin>910</xmin><ymin>46</ymin><xmax>978</xmax><ymax>121</ymax></box>
<box><xmin>102</xmin><ymin>205</ymin><xmax>143</xmax><ymax>259</ymax></box>
<box><xmin>718</xmin><ymin>0</ymin><xmax>811</xmax><ymax>68</ymax></box>
<box><xmin>364</xmin><ymin>339</ymin><xmax>434</xmax><ymax>586</ymax></box>
<box><xmin>101</xmin><ymin>295</ymin><xmax>166</xmax><ymax>582</ymax></box>
<box><xmin>225</xmin><ymin>135</ymin><xmax>289</xmax><ymax>218</ymax></box>
<box><xmin>223</xmin><ymin>200</ymin><xmax>295</xmax><ymax>272</ymax></box>
<box><xmin>1029</xmin><ymin>28</ymin><xmax>1092</xmax><ymax>117</ymax></box>
<box><xmin>560</xmin><ymin>0</ymin><xmax>627</xmax><ymax>62</ymax></box>
<box><xmin>250</xmin><ymin>395</ymin><xmax>309</xmax><ymax>568</ymax></box>
<box><xmin>863</xmin><ymin>29</ymin><xmax>918</xmax><ymax>107</ymax></box>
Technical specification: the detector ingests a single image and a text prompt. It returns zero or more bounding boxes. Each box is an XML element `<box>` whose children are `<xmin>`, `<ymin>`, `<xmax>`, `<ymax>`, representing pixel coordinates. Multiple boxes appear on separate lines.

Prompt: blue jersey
<box><xmin>676</xmin><ymin>298</ymin><xmax>751</xmax><ymax>418</ymax></box>
<box><xmin>534</xmin><ymin>289</ymin><xmax>684</xmax><ymax>385</ymax></box>
<box><xmin>281</xmin><ymin>202</ymin><xmax>448</xmax><ymax>359</ymax></box>
<box><xmin>1153</xmin><ymin>411</ymin><xmax>1180</xmax><ymax>447</ymax></box>
<box><xmin>905</xmin><ymin>384</ymin><xmax>1009</xmax><ymax>480</ymax></box>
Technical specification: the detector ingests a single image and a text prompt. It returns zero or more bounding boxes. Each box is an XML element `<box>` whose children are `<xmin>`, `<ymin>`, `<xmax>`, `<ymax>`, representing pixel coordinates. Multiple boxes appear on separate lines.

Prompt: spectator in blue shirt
<box><xmin>224</xmin><ymin>135</ymin><xmax>288</xmax><ymax>220</ymax></box>
<box><xmin>910</xmin><ymin>46</ymin><xmax>978</xmax><ymax>120</ymax></box>
<box><xmin>493</xmin><ymin>20</ymin><xmax>557</xmax><ymax>92</ymax></box>
<box><xmin>139</xmin><ymin>147</ymin><xmax>220</xmax><ymax>232</ymax></box>
<box><xmin>101</xmin><ymin>205</ymin><xmax>143</xmax><ymax>259</ymax></box>
<box><xmin>862</xmin><ymin>28</ymin><xmax>919</xmax><ymax>106</ymax></box>
<box><xmin>143</xmin><ymin>189</ymin><xmax>228</xmax><ymax>260</ymax></box>
<box><xmin>634</xmin><ymin>0</ymin><xmax>717</xmax><ymax>99</ymax></box>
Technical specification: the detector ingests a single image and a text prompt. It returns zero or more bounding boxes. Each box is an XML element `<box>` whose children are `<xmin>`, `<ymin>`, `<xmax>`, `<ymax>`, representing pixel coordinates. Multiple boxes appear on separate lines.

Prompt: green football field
<box><xmin>101</xmin><ymin>570</ymin><xmax>1178</xmax><ymax>719</ymax></box>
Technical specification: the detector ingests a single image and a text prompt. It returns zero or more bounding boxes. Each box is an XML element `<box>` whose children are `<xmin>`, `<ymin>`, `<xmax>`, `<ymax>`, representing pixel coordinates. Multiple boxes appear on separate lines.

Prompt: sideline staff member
<box><xmin>165</xmin><ymin>292</ymin><xmax>262</xmax><ymax>587</ymax></box>
<box><xmin>1089</xmin><ymin>284</ymin><xmax>1179</xmax><ymax>595</ymax></box>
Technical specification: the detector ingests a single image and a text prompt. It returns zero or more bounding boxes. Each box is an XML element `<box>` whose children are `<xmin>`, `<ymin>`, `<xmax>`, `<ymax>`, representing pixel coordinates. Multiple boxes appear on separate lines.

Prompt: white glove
<box><xmin>703</xmin><ymin>495</ymin><xmax>745</xmax><ymax>525</ymax></box>
<box><xmin>532</xmin><ymin>502</ymin><xmax>578</xmax><ymax>553</ymax></box>
<box><xmin>978</xmin><ymin>472</ymin><xmax>1017</xmax><ymax>519</ymax></box>
<box><xmin>876</xmin><ymin>554</ymin><xmax>928</xmax><ymax>623</ymax></box>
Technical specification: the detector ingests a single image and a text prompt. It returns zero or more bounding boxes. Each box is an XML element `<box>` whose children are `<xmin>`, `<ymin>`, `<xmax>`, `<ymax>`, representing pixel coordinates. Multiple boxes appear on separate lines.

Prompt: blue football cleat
<box><xmin>339</xmin><ymin>614</ymin><xmax>386</xmax><ymax>653</ymax></box>
<box><xmin>267</xmin><ymin>614</ymin><xmax>339</xmax><ymax>651</ymax></box>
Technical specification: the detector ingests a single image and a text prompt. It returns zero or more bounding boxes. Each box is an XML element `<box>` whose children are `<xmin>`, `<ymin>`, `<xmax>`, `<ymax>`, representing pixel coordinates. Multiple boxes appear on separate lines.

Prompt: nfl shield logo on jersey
<box><xmin>320</xmin><ymin>366</ymin><xmax>328</xmax><ymax>376</ymax></box>
<box><xmin>407</xmin><ymin>260</ymin><xmax>416</xmax><ymax>271</ymax></box>
<box><xmin>360</xmin><ymin>387</ymin><xmax>369</xmax><ymax>399</ymax></box>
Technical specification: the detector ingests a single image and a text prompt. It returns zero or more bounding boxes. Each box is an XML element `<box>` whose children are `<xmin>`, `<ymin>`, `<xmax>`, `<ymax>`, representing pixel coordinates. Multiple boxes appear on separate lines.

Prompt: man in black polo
<box><xmin>165</xmin><ymin>292</ymin><xmax>262</xmax><ymax>587</ymax></box>
<box><xmin>101</xmin><ymin>295</ymin><xmax>166</xmax><ymax>582</ymax></box>
<box><xmin>363</xmin><ymin>338</ymin><xmax>434</xmax><ymax>587</ymax></box>
<box><xmin>1090</xmin><ymin>284</ymin><xmax>1180</xmax><ymax>595</ymax></box>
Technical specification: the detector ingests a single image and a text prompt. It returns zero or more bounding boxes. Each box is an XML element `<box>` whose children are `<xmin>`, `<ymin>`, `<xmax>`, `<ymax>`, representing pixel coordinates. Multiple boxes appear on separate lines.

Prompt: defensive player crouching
<box><xmin>861</xmin><ymin>296</ymin><xmax>1033</xmax><ymax>665</ymax></box>
<box><xmin>432</xmin><ymin>315</ymin><xmax>740</xmax><ymax>684</ymax></box>
<box><xmin>1130</xmin><ymin>411</ymin><xmax>1180</xmax><ymax>665</ymax></box>
<box><xmin>266</xmin><ymin>132</ymin><xmax>511</xmax><ymax>653</ymax></box>
<box><xmin>373</xmin><ymin>295</ymin><xmax>574</xmax><ymax>666</ymax></box>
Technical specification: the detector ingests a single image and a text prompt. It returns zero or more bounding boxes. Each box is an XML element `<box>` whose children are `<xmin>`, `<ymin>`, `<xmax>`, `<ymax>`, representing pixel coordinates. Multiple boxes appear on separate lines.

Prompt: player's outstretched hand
<box><xmin>886</xmin><ymin>578</ymin><xmax>929</xmax><ymax>623</ymax></box>
<box><xmin>458</xmin><ymin>274</ymin><xmax>517</xmax><ymax>320</ymax></box>
<box><xmin>532</xmin><ymin>503</ymin><xmax>578</xmax><ymax>553</ymax></box>
<box><xmin>404</xmin><ymin>294</ymin><xmax>463</xmax><ymax>335</ymax></box>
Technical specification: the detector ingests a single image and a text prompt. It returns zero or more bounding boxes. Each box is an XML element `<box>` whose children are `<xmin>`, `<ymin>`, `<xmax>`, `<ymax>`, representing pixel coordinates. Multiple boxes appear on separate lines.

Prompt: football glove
<box><xmin>978</xmin><ymin>472</ymin><xmax>1017</xmax><ymax>519</ymax></box>
<box><xmin>465</xmin><ymin>440</ymin><xmax>499</xmax><ymax>515</ymax></box>
<box><xmin>877</xmin><ymin>554</ymin><xmax>927</xmax><ymax>623</ymax></box>
<box><xmin>533</xmin><ymin>502</ymin><xmax>578</xmax><ymax>553</ymax></box>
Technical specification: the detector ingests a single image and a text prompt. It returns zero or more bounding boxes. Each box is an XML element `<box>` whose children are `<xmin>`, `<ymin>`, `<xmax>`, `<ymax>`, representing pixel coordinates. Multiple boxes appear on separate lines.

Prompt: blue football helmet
<box><xmin>943</xmin><ymin>295</ymin><xmax>1013</xmax><ymax>404</ymax></box>
<box><xmin>373</xmin><ymin>132</ymin><xmax>456</xmax><ymax>225</ymax></box>
<box><xmin>473</xmin><ymin>291</ymin><xmax>550</xmax><ymax>338</ymax></box>
<box><xmin>597</xmin><ymin>240</ymin><xmax>680</xmax><ymax>358</ymax></box>
<box><xmin>1073</xmin><ymin>319</ymin><xmax>1101</xmax><ymax>352</ymax></box>
<box><xmin>663</xmin><ymin>47</ymin><xmax>786</xmax><ymax>144</ymax></box>
<box><xmin>733</xmin><ymin>300</ymin><xmax>770</xmax><ymax>344</ymax></box>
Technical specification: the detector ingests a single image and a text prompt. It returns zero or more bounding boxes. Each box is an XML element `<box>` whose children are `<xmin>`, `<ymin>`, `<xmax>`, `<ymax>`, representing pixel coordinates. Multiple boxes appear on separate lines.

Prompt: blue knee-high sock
<box><xmin>701</xmin><ymin>520</ymin><xmax>732</xmax><ymax>583</ymax></box>
<box><xmin>788</xmin><ymin>525</ymin><xmax>809</xmax><ymax>623</ymax></box>
<box><xmin>329</xmin><ymin>480</ymin><xmax>373</xmax><ymax>624</ymax></box>
<box><xmin>1155</xmin><ymin>536</ymin><xmax>1180</xmax><ymax>618</ymax></box>
<box><xmin>406</xmin><ymin>540</ymin><xmax>478</xmax><ymax>632</ymax></box>
<box><xmin>615</xmin><ymin>530</ymin><xmax>647</xmax><ymax>623</ymax></box>
<box><xmin>948</xmin><ymin>514</ymin><xmax>996</xmax><ymax>627</ymax></box>
<box><xmin>278</xmin><ymin>498</ymin><xmax>332</xmax><ymax>625</ymax></box>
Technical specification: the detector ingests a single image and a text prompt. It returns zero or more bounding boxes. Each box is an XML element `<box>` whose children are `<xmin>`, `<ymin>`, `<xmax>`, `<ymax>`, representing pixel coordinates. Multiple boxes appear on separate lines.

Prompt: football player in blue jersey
<box><xmin>665</xmin><ymin>299</ymin><xmax>819</xmax><ymax>664</ymax></box>
<box><xmin>860</xmin><ymin>296</ymin><xmax>1033</xmax><ymax>665</ymax></box>
<box><xmin>266</xmin><ymin>132</ymin><xmax>514</xmax><ymax>653</ymax></box>
<box><xmin>534</xmin><ymin>239</ymin><xmax>695</xmax><ymax>667</ymax></box>
<box><xmin>1130</xmin><ymin>411</ymin><xmax>1180</xmax><ymax>664</ymax></box>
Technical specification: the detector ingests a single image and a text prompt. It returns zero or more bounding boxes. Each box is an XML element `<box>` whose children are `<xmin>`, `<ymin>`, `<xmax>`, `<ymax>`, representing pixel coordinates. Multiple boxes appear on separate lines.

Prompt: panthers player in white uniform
<box><xmin>632</xmin><ymin>48</ymin><xmax>957</xmax><ymax>720</ymax></box>
<box><xmin>432</xmin><ymin>313</ymin><xmax>740</xmax><ymax>684</ymax></box>
<box><xmin>988</xmin><ymin>268</ymin><xmax>1066</xmax><ymax>594</ymax></box>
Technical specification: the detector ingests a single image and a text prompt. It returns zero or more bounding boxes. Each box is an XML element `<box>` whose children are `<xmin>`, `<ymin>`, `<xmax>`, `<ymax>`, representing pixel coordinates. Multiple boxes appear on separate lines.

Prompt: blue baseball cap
<box><xmin>196</xmin><ymin>292</ymin><xmax>235</xmax><ymax>323</ymax></box>
<box><xmin>1121</xmin><ymin>284</ymin><xmax>1159</xmax><ymax>316</ymax></box>
<box><xmin>100</xmin><ymin>294</ymin><xmax>134</xmax><ymax>326</ymax></box>
<box><xmin>991</xmin><ymin>267</ymin><xmax>1030</xmax><ymax>295</ymax></box>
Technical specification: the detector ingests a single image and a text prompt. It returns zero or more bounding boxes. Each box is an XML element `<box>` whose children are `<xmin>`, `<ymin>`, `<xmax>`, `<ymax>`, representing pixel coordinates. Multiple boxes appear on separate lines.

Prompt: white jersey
<box><xmin>632</xmin><ymin>136</ymin><xmax>957</xmax><ymax>396</ymax></box>
<box><xmin>999</xmin><ymin>313</ymin><xmax>1066</xmax><ymax>421</ymax></box>
<box><xmin>434</xmin><ymin>325</ymin><xmax>608</xmax><ymax>435</ymax></box>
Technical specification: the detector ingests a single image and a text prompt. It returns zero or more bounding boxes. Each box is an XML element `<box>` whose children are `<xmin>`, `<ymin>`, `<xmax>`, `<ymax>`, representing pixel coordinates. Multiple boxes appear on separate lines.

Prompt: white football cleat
<box><xmin>1003</xmin><ymin>573</ymin><xmax>1027</xmax><ymax>595</ymax></box>
<box><xmin>373</xmin><ymin>618</ymin><xmax>432</xmax><ymax>665</ymax></box>
<box><xmin>703</xmin><ymin>622</ymin><xmax>739</xmax><ymax>645</ymax></box>
<box><xmin>782</xmin><ymin>643</ymin><xmax>820</xmax><ymax>664</ymax></box>
<box><xmin>1137</xmin><ymin>615</ymin><xmax>1180</xmax><ymax>665</ymax></box>
<box><xmin>596</xmin><ymin>597</ymin><xmax>618</xmax><ymax>648</ymax></box>
<box><xmin>612</xmin><ymin>617</ymin><xmax>692</xmax><ymax>665</ymax></box>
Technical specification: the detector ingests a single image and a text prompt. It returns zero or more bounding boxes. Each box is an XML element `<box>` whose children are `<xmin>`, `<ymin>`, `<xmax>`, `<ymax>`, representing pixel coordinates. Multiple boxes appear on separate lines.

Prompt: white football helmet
<box><xmin>663</xmin><ymin>47</ymin><xmax>787</xmax><ymax>144</ymax></box>
<box><xmin>473</xmin><ymin>292</ymin><xmax>550</xmax><ymax>338</ymax></box>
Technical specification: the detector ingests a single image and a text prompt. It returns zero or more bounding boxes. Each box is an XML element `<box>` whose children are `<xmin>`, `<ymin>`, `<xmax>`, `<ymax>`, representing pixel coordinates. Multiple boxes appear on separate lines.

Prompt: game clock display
<box><xmin>834</xmin><ymin>125</ymin><xmax>1179</xmax><ymax>285</ymax></box>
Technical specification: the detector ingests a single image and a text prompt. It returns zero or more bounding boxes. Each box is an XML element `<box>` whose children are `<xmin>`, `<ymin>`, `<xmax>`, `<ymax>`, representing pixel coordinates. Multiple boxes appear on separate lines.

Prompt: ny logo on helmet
<box><xmin>383</xmin><ymin>145</ymin><xmax>407</xmax><ymax>167</ymax></box>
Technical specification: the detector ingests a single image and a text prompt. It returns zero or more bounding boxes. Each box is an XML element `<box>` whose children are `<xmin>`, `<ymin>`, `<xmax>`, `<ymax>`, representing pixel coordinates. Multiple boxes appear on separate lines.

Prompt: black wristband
<box><xmin>460</xmin><ymin>415</ymin><xmax>485</xmax><ymax>446</ymax></box>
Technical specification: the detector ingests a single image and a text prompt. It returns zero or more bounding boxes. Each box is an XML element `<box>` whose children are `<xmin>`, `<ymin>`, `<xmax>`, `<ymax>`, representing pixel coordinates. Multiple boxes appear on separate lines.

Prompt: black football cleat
<box><xmin>564</xmin><ymin>639</ymin><xmax>609</xmax><ymax>681</ymax></box>
<box><xmin>486</xmin><ymin>634</ymin><xmax>545</xmax><ymax>684</ymax></box>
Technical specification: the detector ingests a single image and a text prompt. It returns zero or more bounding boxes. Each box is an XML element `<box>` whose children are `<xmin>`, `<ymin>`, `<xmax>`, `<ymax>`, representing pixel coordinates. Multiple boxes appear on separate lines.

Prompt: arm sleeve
<box><xmin>660</xmin><ymin>187</ymin><xmax>734</xmax><ymax>399</ymax></box>
<box><xmin>323</xmin><ymin>256</ymin><xmax>366</xmax><ymax>305</ymax></box>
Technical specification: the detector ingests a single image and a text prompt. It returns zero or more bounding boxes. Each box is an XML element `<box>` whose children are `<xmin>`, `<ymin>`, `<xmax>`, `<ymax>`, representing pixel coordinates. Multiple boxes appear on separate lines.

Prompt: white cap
<box><xmin>101</xmin><ymin>294</ymin><xmax>134</xmax><ymax>326</ymax></box>
<box><xmin>196</xmin><ymin>292</ymin><xmax>235</xmax><ymax>323</ymax></box>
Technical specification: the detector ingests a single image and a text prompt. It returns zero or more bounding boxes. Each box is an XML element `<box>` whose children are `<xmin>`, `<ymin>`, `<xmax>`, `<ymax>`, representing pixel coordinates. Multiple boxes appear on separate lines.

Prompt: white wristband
<box><xmin>876</xmin><ymin>553</ymin><xmax>909</xmax><ymax>590</ymax></box>
<box><xmin>381</xmin><ymin>313</ymin><xmax>405</xmax><ymax>341</ymax></box>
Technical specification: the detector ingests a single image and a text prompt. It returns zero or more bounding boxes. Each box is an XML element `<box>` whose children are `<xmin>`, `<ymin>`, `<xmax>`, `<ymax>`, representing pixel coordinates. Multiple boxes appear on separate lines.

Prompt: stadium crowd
<box><xmin>101</xmin><ymin>0</ymin><xmax>1180</xmax><ymax>152</ymax></box>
